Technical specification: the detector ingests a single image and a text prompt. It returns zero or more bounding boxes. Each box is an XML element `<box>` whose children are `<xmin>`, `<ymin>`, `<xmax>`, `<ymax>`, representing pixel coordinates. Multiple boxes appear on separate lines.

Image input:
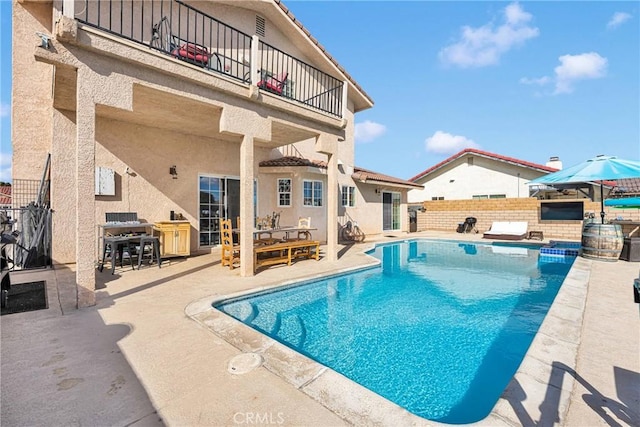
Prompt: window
<box><xmin>431</xmin><ymin>196</ymin><xmax>444</xmax><ymax>201</ymax></box>
<box><xmin>303</xmin><ymin>180</ymin><xmax>323</xmax><ymax>207</ymax></box>
<box><xmin>277</xmin><ymin>178</ymin><xmax>291</xmax><ymax>207</ymax></box>
<box><xmin>473</xmin><ymin>194</ymin><xmax>505</xmax><ymax>199</ymax></box>
<box><xmin>341</xmin><ymin>185</ymin><xmax>356</xmax><ymax>207</ymax></box>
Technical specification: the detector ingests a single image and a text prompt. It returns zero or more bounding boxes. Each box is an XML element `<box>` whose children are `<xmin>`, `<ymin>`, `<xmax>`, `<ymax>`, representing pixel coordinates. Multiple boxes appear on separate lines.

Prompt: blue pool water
<box><xmin>216</xmin><ymin>240</ymin><xmax>575</xmax><ymax>424</ymax></box>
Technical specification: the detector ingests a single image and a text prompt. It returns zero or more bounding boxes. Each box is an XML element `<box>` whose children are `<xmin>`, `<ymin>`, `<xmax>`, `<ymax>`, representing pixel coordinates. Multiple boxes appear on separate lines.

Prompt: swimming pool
<box><xmin>216</xmin><ymin>240</ymin><xmax>576</xmax><ymax>424</ymax></box>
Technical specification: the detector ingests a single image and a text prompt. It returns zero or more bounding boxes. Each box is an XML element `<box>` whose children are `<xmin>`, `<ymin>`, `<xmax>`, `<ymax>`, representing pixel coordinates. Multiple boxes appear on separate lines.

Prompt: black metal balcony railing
<box><xmin>258</xmin><ymin>41</ymin><xmax>343</xmax><ymax>118</ymax></box>
<box><xmin>73</xmin><ymin>0</ymin><xmax>344</xmax><ymax>117</ymax></box>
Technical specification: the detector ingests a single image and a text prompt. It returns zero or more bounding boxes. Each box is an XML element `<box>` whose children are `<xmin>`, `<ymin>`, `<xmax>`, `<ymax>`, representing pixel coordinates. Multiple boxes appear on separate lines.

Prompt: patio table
<box><xmin>233</xmin><ymin>226</ymin><xmax>317</xmax><ymax>243</ymax></box>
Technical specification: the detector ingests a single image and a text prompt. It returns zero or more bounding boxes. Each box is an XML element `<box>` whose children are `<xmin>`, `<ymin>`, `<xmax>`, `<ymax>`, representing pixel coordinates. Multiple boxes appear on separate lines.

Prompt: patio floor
<box><xmin>1</xmin><ymin>231</ymin><xmax>638</xmax><ymax>426</ymax></box>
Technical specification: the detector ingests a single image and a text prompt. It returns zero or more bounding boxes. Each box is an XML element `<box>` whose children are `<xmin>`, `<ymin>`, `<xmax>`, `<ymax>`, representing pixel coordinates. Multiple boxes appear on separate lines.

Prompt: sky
<box><xmin>286</xmin><ymin>0</ymin><xmax>640</xmax><ymax>180</ymax></box>
<box><xmin>0</xmin><ymin>1</ymin><xmax>638</xmax><ymax>182</ymax></box>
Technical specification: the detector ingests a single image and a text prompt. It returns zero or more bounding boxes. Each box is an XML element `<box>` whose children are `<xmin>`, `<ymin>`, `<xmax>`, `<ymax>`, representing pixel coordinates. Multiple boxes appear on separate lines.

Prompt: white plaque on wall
<box><xmin>95</xmin><ymin>167</ymin><xmax>115</xmax><ymax>196</ymax></box>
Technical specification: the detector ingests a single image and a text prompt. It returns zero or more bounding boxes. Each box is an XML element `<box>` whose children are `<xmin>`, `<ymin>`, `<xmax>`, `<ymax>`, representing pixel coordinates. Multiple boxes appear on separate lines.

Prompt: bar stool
<box><xmin>137</xmin><ymin>236</ymin><xmax>162</xmax><ymax>269</ymax></box>
<box><xmin>99</xmin><ymin>237</ymin><xmax>135</xmax><ymax>274</ymax></box>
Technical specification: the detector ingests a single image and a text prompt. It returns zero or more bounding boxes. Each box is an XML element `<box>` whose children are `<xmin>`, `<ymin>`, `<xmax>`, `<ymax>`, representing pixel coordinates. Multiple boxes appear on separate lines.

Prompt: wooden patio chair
<box><xmin>220</xmin><ymin>219</ymin><xmax>240</xmax><ymax>269</ymax></box>
<box><xmin>284</xmin><ymin>217</ymin><xmax>312</xmax><ymax>242</ymax></box>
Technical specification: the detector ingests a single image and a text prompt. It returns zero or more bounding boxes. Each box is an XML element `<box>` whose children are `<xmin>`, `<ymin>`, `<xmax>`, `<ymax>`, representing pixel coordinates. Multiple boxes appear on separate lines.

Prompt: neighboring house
<box><xmin>0</xmin><ymin>185</ymin><xmax>10</xmax><ymax>209</ymax></box>
<box><xmin>408</xmin><ymin>149</ymin><xmax>559</xmax><ymax>202</ymax></box>
<box><xmin>12</xmin><ymin>0</ymin><xmax>420</xmax><ymax>305</ymax></box>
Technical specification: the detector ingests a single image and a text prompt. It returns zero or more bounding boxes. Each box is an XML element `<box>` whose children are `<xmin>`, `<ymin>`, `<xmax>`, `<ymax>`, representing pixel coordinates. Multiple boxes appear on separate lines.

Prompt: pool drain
<box><xmin>228</xmin><ymin>353</ymin><xmax>263</xmax><ymax>375</ymax></box>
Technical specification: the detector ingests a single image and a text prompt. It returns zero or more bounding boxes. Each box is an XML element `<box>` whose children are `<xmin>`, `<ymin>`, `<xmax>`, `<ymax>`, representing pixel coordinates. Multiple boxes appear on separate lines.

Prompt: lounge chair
<box><xmin>258</xmin><ymin>71</ymin><xmax>288</xmax><ymax>95</ymax></box>
<box><xmin>483</xmin><ymin>221</ymin><xmax>528</xmax><ymax>240</ymax></box>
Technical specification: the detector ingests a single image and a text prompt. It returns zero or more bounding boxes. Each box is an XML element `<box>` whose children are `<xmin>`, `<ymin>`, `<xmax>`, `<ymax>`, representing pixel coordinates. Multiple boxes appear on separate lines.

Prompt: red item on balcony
<box><xmin>258</xmin><ymin>71</ymin><xmax>288</xmax><ymax>95</ymax></box>
<box><xmin>172</xmin><ymin>43</ymin><xmax>209</xmax><ymax>66</ymax></box>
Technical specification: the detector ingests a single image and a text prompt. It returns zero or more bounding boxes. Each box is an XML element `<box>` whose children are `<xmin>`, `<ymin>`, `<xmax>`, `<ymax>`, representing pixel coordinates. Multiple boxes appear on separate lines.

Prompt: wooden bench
<box><xmin>254</xmin><ymin>240</ymin><xmax>320</xmax><ymax>273</ymax></box>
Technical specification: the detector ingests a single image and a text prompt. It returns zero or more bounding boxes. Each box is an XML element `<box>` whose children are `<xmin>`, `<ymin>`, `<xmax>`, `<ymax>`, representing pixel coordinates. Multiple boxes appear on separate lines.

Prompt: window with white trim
<box><xmin>303</xmin><ymin>180</ymin><xmax>323</xmax><ymax>207</ymax></box>
<box><xmin>277</xmin><ymin>178</ymin><xmax>291</xmax><ymax>207</ymax></box>
<box><xmin>341</xmin><ymin>185</ymin><xmax>356</xmax><ymax>207</ymax></box>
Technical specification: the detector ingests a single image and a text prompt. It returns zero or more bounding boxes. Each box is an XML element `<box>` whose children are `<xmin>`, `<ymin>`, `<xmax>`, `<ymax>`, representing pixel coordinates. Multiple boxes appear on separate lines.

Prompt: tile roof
<box><xmin>352</xmin><ymin>167</ymin><xmax>424</xmax><ymax>189</ymax></box>
<box><xmin>259</xmin><ymin>157</ymin><xmax>422</xmax><ymax>189</ymax></box>
<box><xmin>612</xmin><ymin>178</ymin><xmax>640</xmax><ymax>195</ymax></box>
<box><xmin>259</xmin><ymin>156</ymin><xmax>326</xmax><ymax>168</ymax></box>
<box><xmin>0</xmin><ymin>185</ymin><xmax>11</xmax><ymax>206</ymax></box>
<box><xmin>409</xmin><ymin>148</ymin><xmax>559</xmax><ymax>182</ymax></box>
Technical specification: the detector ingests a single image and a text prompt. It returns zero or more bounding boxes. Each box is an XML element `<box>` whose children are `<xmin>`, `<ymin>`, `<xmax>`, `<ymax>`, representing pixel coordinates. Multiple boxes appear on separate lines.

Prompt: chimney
<box><xmin>546</xmin><ymin>156</ymin><xmax>563</xmax><ymax>170</ymax></box>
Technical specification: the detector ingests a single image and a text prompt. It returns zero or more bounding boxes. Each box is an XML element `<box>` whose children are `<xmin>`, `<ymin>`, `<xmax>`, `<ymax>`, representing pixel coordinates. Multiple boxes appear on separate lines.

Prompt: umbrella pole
<box><xmin>600</xmin><ymin>181</ymin><xmax>605</xmax><ymax>224</ymax></box>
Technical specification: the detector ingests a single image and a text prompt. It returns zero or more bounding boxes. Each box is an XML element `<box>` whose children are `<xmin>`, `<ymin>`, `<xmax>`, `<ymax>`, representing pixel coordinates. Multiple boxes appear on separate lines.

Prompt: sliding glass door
<box><xmin>382</xmin><ymin>191</ymin><xmax>401</xmax><ymax>231</ymax></box>
<box><xmin>199</xmin><ymin>176</ymin><xmax>240</xmax><ymax>247</ymax></box>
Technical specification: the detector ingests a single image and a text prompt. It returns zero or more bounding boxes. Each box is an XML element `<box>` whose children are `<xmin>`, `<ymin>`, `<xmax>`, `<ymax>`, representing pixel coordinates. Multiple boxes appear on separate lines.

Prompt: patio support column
<box><xmin>75</xmin><ymin>68</ymin><xmax>97</xmax><ymax>307</ymax></box>
<box><xmin>61</xmin><ymin>0</ymin><xmax>75</xmax><ymax>18</ymax></box>
<box><xmin>316</xmin><ymin>134</ymin><xmax>339</xmax><ymax>262</ymax></box>
<box><xmin>326</xmin><ymin>151</ymin><xmax>339</xmax><ymax>262</ymax></box>
<box><xmin>239</xmin><ymin>134</ymin><xmax>255</xmax><ymax>276</ymax></box>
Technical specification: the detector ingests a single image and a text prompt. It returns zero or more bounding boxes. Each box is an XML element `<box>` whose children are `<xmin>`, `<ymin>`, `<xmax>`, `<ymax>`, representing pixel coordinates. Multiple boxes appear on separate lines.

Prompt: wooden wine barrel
<box><xmin>581</xmin><ymin>223</ymin><xmax>624</xmax><ymax>261</ymax></box>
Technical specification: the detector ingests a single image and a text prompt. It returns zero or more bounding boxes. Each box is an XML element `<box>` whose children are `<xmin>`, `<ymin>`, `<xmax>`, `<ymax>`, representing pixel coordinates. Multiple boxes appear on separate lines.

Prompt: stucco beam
<box><xmin>314</xmin><ymin>134</ymin><xmax>337</xmax><ymax>155</ymax></box>
<box><xmin>219</xmin><ymin>108</ymin><xmax>271</xmax><ymax>141</ymax></box>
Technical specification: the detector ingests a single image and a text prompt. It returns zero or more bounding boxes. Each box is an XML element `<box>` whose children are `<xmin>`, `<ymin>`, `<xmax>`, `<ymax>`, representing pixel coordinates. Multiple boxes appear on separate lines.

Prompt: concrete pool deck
<box><xmin>1</xmin><ymin>231</ymin><xmax>639</xmax><ymax>426</ymax></box>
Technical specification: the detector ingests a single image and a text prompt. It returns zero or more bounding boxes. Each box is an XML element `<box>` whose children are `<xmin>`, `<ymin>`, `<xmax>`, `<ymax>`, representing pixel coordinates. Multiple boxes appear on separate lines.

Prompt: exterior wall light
<box><xmin>170</xmin><ymin>165</ymin><xmax>178</xmax><ymax>179</ymax></box>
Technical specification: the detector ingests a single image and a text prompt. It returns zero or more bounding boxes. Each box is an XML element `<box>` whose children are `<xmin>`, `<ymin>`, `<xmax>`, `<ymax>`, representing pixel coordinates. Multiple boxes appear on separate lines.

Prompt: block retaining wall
<box><xmin>415</xmin><ymin>198</ymin><xmax>640</xmax><ymax>241</ymax></box>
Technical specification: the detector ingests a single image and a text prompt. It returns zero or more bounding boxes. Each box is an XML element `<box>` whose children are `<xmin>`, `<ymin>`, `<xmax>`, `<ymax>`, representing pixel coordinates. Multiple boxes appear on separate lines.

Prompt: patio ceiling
<box><xmin>97</xmin><ymin>84</ymin><xmax>229</xmax><ymax>141</ymax></box>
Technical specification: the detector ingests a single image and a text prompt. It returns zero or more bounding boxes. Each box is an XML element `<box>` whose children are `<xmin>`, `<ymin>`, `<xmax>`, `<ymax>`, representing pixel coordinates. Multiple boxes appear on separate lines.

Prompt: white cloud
<box><xmin>0</xmin><ymin>103</ymin><xmax>9</xmax><ymax>118</ymax></box>
<box><xmin>439</xmin><ymin>2</ymin><xmax>539</xmax><ymax>68</ymax></box>
<box><xmin>519</xmin><ymin>76</ymin><xmax>551</xmax><ymax>86</ymax></box>
<box><xmin>554</xmin><ymin>52</ymin><xmax>607</xmax><ymax>94</ymax></box>
<box><xmin>425</xmin><ymin>131</ymin><xmax>479</xmax><ymax>155</ymax></box>
<box><xmin>520</xmin><ymin>52</ymin><xmax>607</xmax><ymax>95</ymax></box>
<box><xmin>354</xmin><ymin>120</ymin><xmax>386</xmax><ymax>143</ymax></box>
<box><xmin>607</xmin><ymin>12</ymin><xmax>632</xmax><ymax>29</ymax></box>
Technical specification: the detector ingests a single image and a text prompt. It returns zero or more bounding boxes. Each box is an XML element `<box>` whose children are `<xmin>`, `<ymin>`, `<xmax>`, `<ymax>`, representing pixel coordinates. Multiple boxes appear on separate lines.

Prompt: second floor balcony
<box><xmin>70</xmin><ymin>0</ymin><xmax>345</xmax><ymax>118</ymax></box>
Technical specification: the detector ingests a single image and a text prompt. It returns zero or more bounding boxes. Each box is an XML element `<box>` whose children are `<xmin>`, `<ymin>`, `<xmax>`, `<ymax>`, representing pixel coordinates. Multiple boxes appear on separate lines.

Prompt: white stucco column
<box><xmin>76</xmin><ymin>69</ymin><xmax>97</xmax><ymax>307</ymax></box>
<box><xmin>51</xmin><ymin>108</ymin><xmax>77</xmax><ymax>264</ymax></box>
<box><xmin>239</xmin><ymin>134</ymin><xmax>255</xmax><ymax>276</ymax></box>
<box><xmin>326</xmin><ymin>150</ymin><xmax>339</xmax><ymax>262</ymax></box>
<box><xmin>61</xmin><ymin>0</ymin><xmax>75</xmax><ymax>18</ymax></box>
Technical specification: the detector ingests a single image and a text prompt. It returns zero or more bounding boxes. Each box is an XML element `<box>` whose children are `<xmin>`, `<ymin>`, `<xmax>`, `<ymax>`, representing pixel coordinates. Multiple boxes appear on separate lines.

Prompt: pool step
<box><xmin>221</xmin><ymin>301</ymin><xmax>256</xmax><ymax>323</ymax></box>
<box><xmin>276</xmin><ymin>314</ymin><xmax>307</xmax><ymax>348</ymax></box>
<box><xmin>250</xmin><ymin>306</ymin><xmax>279</xmax><ymax>334</ymax></box>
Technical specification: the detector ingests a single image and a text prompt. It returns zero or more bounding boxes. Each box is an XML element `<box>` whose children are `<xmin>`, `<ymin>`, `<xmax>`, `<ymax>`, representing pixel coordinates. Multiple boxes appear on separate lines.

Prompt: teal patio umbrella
<box><xmin>529</xmin><ymin>155</ymin><xmax>640</xmax><ymax>223</ymax></box>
